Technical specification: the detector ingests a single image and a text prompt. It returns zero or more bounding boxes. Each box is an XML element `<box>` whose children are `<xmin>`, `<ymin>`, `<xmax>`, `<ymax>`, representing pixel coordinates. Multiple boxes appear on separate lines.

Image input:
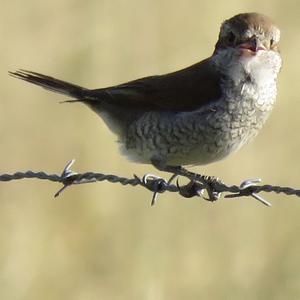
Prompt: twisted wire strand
<box><xmin>1</xmin><ymin>160</ymin><xmax>299</xmax><ymax>205</ymax></box>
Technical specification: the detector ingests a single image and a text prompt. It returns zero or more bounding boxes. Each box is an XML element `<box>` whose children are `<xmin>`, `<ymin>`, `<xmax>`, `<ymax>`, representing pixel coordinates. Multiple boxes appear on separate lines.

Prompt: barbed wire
<box><xmin>1</xmin><ymin>159</ymin><xmax>299</xmax><ymax>206</ymax></box>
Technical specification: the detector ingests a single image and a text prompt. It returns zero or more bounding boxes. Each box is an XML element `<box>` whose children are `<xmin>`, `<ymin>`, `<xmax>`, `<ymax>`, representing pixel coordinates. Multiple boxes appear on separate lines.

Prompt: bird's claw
<box><xmin>176</xmin><ymin>176</ymin><xmax>222</xmax><ymax>202</ymax></box>
<box><xmin>176</xmin><ymin>178</ymin><xmax>204</xmax><ymax>198</ymax></box>
<box><xmin>200</xmin><ymin>176</ymin><xmax>222</xmax><ymax>202</ymax></box>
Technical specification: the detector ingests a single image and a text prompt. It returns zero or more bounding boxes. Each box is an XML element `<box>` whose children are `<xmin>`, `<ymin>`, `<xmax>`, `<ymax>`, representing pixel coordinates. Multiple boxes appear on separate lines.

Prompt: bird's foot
<box><xmin>176</xmin><ymin>176</ymin><xmax>222</xmax><ymax>201</ymax></box>
<box><xmin>150</xmin><ymin>158</ymin><xmax>222</xmax><ymax>202</ymax></box>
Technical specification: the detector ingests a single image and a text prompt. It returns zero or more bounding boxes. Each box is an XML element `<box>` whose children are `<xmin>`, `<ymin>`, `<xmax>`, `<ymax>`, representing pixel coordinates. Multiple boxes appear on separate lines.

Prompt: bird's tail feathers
<box><xmin>9</xmin><ymin>70</ymin><xmax>93</xmax><ymax>101</ymax></box>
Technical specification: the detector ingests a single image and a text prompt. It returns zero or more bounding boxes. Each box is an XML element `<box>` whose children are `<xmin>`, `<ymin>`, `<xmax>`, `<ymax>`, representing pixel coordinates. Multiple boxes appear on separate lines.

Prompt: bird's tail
<box><xmin>9</xmin><ymin>70</ymin><xmax>93</xmax><ymax>101</ymax></box>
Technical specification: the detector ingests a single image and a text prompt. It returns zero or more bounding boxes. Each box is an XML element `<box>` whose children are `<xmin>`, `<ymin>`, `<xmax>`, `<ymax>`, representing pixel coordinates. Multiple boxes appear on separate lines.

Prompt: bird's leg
<box><xmin>151</xmin><ymin>157</ymin><xmax>221</xmax><ymax>201</ymax></box>
<box><xmin>151</xmin><ymin>157</ymin><xmax>200</xmax><ymax>181</ymax></box>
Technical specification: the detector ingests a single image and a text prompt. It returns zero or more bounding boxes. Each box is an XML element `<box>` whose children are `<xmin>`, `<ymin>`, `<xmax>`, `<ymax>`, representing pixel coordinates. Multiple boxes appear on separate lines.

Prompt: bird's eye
<box><xmin>270</xmin><ymin>38</ymin><xmax>275</xmax><ymax>47</ymax></box>
<box><xmin>227</xmin><ymin>31</ymin><xmax>236</xmax><ymax>45</ymax></box>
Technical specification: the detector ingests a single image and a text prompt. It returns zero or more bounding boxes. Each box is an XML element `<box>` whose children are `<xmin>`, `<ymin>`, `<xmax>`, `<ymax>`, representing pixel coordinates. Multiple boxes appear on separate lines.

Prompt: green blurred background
<box><xmin>1</xmin><ymin>0</ymin><xmax>300</xmax><ymax>299</ymax></box>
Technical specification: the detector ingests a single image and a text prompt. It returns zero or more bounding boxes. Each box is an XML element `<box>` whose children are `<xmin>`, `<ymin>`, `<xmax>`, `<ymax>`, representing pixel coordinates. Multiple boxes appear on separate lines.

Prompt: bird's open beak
<box><xmin>238</xmin><ymin>37</ymin><xmax>266</xmax><ymax>54</ymax></box>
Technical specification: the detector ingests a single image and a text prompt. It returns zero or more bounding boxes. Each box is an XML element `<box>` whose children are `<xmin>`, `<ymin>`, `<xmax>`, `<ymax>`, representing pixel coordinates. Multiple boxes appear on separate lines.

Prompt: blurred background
<box><xmin>1</xmin><ymin>0</ymin><xmax>300</xmax><ymax>299</ymax></box>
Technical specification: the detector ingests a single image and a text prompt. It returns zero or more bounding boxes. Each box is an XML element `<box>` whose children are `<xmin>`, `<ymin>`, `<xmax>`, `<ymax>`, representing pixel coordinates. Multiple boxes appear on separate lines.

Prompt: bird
<box><xmin>10</xmin><ymin>12</ymin><xmax>281</xmax><ymax>187</ymax></box>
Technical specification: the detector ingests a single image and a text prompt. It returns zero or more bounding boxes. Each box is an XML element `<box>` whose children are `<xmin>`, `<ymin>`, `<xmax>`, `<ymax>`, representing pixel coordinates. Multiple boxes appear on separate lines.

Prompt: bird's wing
<box><xmin>93</xmin><ymin>57</ymin><xmax>223</xmax><ymax>112</ymax></box>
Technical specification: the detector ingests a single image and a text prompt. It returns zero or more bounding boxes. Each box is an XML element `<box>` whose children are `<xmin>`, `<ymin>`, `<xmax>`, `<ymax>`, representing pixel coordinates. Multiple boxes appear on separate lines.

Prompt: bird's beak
<box><xmin>238</xmin><ymin>36</ymin><xmax>266</xmax><ymax>53</ymax></box>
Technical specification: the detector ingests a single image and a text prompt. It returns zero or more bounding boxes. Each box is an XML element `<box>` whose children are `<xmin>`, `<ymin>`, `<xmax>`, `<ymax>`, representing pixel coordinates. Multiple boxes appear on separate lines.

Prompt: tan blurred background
<box><xmin>1</xmin><ymin>0</ymin><xmax>300</xmax><ymax>299</ymax></box>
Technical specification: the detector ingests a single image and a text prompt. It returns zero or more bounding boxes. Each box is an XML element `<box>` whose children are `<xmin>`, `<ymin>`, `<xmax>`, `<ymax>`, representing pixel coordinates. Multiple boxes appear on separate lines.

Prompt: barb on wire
<box><xmin>1</xmin><ymin>159</ymin><xmax>300</xmax><ymax>206</ymax></box>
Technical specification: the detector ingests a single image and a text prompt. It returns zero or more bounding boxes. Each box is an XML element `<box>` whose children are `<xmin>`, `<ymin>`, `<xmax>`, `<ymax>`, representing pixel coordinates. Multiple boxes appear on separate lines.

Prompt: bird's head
<box><xmin>214</xmin><ymin>13</ymin><xmax>280</xmax><ymax>57</ymax></box>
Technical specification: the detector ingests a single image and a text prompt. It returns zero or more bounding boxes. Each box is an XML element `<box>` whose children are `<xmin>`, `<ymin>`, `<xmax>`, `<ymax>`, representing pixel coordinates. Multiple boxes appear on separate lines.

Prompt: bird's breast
<box><xmin>121</xmin><ymin>85</ymin><xmax>275</xmax><ymax>165</ymax></box>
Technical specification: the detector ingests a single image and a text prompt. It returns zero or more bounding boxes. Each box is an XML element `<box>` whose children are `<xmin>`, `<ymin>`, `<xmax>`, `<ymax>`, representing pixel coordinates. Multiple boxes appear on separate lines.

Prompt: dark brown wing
<box><xmin>93</xmin><ymin>57</ymin><xmax>222</xmax><ymax>112</ymax></box>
